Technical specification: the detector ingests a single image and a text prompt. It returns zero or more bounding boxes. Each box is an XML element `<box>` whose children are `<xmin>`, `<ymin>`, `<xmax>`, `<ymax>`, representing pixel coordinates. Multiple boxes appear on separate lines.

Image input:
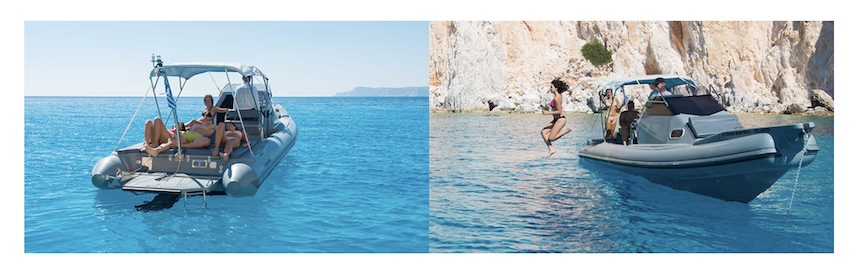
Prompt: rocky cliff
<box><xmin>429</xmin><ymin>21</ymin><xmax>833</xmax><ymax>114</ymax></box>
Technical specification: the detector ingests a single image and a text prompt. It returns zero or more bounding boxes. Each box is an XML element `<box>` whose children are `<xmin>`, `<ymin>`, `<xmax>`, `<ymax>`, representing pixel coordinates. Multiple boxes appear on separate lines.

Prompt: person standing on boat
<box><xmin>650</xmin><ymin>77</ymin><xmax>672</xmax><ymax>98</ymax></box>
<box><xmin>618</xmin><ymin>100</ymin><xmax>639</xmax><ymax>145</ymax></box>
<box><xmin>540</xmin><ymin>79</ymin><xmax>573</xmax><ymax>158</ymax></box>
<box><xmin>233</xmin><ymin>76</ymin><xmax>259</xmax><ymax>110</ymax></box>
<box><xmin>602</xmin><ymin>88</ymin><xmax>622</xmax><ymax>139</ymax></box>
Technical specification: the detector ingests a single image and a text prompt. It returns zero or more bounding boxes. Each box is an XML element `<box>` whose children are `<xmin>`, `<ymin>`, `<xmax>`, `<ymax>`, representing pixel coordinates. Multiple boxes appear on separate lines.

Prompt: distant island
<box><xmin>335</xmin><ymin>86</ymin><xmax>428</xmax><ymax>97</ymax></box>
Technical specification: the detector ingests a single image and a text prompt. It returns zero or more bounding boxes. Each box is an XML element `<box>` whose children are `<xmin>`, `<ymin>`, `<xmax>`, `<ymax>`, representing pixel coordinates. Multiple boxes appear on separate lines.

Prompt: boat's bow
<box><xmin>577</xmin><ymin>75</ymin><xmax>820</xmax><ymax>203</ymax></box>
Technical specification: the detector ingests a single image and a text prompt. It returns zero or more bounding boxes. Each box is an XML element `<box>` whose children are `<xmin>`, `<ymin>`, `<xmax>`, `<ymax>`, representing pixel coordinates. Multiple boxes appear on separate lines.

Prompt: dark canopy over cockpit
<box><xmin>664</xmin><ymin>95</ymin><xmax>725</xmax><ymax>116</ymax></box>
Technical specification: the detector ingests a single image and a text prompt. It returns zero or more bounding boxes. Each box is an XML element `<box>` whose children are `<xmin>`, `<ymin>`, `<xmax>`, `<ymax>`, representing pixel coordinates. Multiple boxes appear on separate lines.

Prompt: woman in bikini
<box><xmin>144</xmin><ymin>127</ymin><xmax>212</xmax><ymax>157</ymax></box>
<box><xmin>142</xmin><ymin>95</ymin><xmax>226</xmax><ymax>156</ymax></box>
<box><xmin>540</xmin><ymin>79</ymin><xmax>573</xmax><ymax>158</ymax></box>
<box><xmin>182</xmin><ymin>95</ymin><xmax>230</xmax><ymax>156</ymax></box>
<box><xmin>142</xmin><ymin>118</ymin><xmax>212</xmax><ymax>157</ymax></box>
<box><xmin>602</xmin><ymin>89</ymin><xmax>622</xmax><ymax>139</ymax></box>
<box><xmin>218</xmin><ymin>122</ymin><xmax>249</xmax><ymax>161</ymax></box>
<box><xmin>141</xmin><ymin>117</ymin><xmax>176</xmax><ymax>154</ymax></box>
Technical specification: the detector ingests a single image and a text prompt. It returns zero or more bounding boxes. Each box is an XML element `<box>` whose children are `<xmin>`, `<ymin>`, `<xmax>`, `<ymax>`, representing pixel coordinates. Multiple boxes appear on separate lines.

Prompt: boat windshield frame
<box><xmin>599</xmin><ymin>74</ymin><xmax>714</xmax><ymax>111</ymax></box>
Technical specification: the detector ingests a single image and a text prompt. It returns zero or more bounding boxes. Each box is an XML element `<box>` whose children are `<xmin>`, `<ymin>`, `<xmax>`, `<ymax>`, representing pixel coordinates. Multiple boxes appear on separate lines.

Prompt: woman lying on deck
<box><xmin>217</xmin><ymin>122</ymin><xmax>248</xmax><ymax>161</ymax></box>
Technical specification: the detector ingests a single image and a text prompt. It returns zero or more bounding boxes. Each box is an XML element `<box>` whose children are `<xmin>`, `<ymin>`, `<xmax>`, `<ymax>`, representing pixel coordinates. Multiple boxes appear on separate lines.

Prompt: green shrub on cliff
<box><xmin>581</xmin><ymin>42</ymin><xmax>612</xmax><ymax>66</ymax></box>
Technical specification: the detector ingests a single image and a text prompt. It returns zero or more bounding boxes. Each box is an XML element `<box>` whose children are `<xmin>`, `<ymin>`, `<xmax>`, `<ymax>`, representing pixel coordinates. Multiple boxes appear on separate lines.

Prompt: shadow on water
<box><xmin>94</xmin><ymin>189</ymin><xmax>184</xmax><ymax>212</ymax></box>
<box><xmin>575</xmin><ymin>158</ymin><xmax>829</xmax><ymax>252</ymax></box>
<box><xmin>134</xmin><ymin>193</ymin><xmax>181</xmax><ymax>212</ymax></box>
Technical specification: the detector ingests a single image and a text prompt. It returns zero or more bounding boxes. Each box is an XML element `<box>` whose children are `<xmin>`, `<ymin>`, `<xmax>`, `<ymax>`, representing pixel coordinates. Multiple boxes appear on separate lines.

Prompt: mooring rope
<box><xmin>783</xmin><ymin>131</ymin><xmax>811</xmax><ymax>231</ymax></box>
<box><xmin>114</xmin><ymin>85</ymin><xmax>152</xmax><ymax>151</ymax></box>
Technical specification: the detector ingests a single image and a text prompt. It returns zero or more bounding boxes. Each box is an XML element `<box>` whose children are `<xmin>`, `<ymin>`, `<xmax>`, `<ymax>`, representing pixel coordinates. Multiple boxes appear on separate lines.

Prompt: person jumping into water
<box><xmin>540</xmin><ymin>78</ymin><xmax>573</xmax><ymax>158</ymax></box>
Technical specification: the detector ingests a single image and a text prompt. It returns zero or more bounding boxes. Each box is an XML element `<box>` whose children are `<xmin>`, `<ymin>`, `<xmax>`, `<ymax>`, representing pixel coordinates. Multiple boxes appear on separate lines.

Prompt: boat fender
<box><xmin>91</xmin><ymin>155</ymin><xmax>122</xmax><ymax>189</ymax></box>
<box><xmin>223</xmin><ymin>163</ymin><xmax>260</xmax><ymax>197</ymax></box>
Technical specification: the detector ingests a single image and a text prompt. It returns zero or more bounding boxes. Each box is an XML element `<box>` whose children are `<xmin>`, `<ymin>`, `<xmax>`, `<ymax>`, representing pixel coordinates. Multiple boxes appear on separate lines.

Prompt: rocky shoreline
<box><xmin>428</xmin><ymin>107</ymin><xmax>834</xmax><ymax>116</ymax></box>
<box><xmin>429</xmin><ymin>21</ymin><xmax>834</xmax><ymax>115</ymax></box>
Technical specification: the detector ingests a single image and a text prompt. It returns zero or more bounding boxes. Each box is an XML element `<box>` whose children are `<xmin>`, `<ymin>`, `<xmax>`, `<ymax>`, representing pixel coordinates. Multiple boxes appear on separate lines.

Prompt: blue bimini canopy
<box><xmin>149</xmin><ymin>62</ymin><xmax>267</xmax><ymax>80</ymax></box>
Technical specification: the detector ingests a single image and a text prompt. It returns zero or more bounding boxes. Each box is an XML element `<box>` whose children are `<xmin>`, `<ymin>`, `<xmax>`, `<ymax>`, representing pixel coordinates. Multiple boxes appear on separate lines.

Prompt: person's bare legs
<box><xmin>546</xmin><ymin>118</ymin><xmax>567</xmax><ymax>158</ymax></box>
<box><xmin>148</xmin><ymin>135</ymin><xmax>210</xmax><ymax>157</ymax></box>
<box><xmin>153</xmin><ymin>118</ymin><xmax>171</xmax><ymax>146</ymax></box>
<box><xmin>142</xmin><ymin>120</ymin><xmax>155</xmax><ymax>151</ymax></box>
<box><xmin>620</xmin><ymin>125</ymin><xmax>630</xmax><ymax>145</ymax></box>
<box><xmin>541</xmin><ymin>122</ymin><xmax>555</xmax><ymax>158</ymax></box>
<box><xmin>142</xmin><ymin>118</ymin><xmax>169</xmax><ymax>152</ymax></box>
<box><xmin>212</xmin><ymin>123</ymin><xmax>225</xmax><ymax>156</ymax></box>
<box><xmin>551</xmin><ymin>119</ymin><xmax>572</xmax><ymax>141</ymax></box>
<box><xmin>148</xmin><ymin>136</ymin><xmax>180</xmax><ymax>157</ymax></box>
<box><xmin>220</xmin><ymin>138</ymin><xmax>240</xmax><ymax>161</ymax></box>
<box><xmin>605</xmin><ymin>117</ymin><xmax>617</xmax><ymax>139</ymax></box>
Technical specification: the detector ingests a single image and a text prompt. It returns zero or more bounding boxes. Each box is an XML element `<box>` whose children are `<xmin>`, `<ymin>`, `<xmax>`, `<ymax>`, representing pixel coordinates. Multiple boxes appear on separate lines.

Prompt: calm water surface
<box><xmin>430</xmin><ymin>112</ymin><xmax>833</xmax><ymax>252</ymax></box>
<box><xmin>25</xmin><ymin>96</ymin><xmax>429</xmax><ymax>253</ymax></box>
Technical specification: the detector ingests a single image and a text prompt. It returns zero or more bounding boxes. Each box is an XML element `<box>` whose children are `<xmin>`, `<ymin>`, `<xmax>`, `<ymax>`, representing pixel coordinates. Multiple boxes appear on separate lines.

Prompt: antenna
<box><xmin>151</xmin><ymin>54</ymin><xmax>163</xmax><ymax>67</ymax></box>
<box><xmin>151</xmin><ymin>54</ymin><xmax>163</xmax><ymax>75</ymax></box>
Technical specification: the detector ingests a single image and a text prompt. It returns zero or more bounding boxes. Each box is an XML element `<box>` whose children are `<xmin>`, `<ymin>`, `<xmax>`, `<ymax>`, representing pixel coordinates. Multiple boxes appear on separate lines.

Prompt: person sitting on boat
<box><xmin>144</xmin><ymin>95</ymin><xmax>224</xmax><ymax>157</ymax></box>
<box><xmin>233</xmin><ymin>75</ymin><xmax>259</xmax><ymax>110</ymax></box>
<box><xmin>649</xmin><ymin>77</ymin><xmax>672</xmax><ymax>98</ymax></box>
<box><xmin>184</xmin><ymin>94</ymin><xmax>227</xmax><ymax>132</ymax></box>
<box><xmin>618</xmin><ymin>100</ymin><xmax>639</xmax><ymax>145</ymax></box>
<box><xmin>189</xmin><ymin>94</ymin><xmax>231</xmax><ymax>156</ymax></box>
<box><xmin>540</xmin><ymin>78</ymin><xmax>573</xmax><ymax>158</ymax></box>
<box><xmin>218</xmin><ymin>122</ymin><xmax>249</xmax><ymax>161</ymax></box>
<box><xmin>602</xmin><ymin>88</ymin><xmax>622</xmax><ymax>139</ymax></box>
<box><xmin>148</xmin><ymin>129</ymin><xmax>212</xmax><ymax>157</ymax></box>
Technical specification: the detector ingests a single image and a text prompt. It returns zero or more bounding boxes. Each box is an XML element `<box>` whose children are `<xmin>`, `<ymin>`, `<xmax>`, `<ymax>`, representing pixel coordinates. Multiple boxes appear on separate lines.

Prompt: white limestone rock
<box><xmin>429</xmin><ymin>21</ymin><xmax>834</xmax><ymax>114</ymax></box>
<box><xmin>811</xmin><ymin>89</ymin><xmax>834</xmax><ymax>112</ymax></box>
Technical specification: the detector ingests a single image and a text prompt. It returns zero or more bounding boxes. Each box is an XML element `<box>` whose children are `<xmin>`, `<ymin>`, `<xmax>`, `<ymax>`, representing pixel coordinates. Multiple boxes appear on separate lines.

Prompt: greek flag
<box><xmin>163</xmin><ymin>73</ymin><xmax>177</xmax><ymax>109</ymax></box>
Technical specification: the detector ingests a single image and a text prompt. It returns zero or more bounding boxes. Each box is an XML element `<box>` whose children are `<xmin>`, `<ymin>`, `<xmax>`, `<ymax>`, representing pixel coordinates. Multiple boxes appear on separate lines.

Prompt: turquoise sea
<box><xmin>21</xmin><ymin>95</ymin><xmax>838</xmax><ymax>256</ymax></box>
<box><xmin>429</xmin><ymin>112</ymin><xmax>834</xmax><ymax>253</ymax></box>
<box><xmin>24</xmin><ymin>96</ymin><xmax>429</xmax><ymax>253</ymax></box>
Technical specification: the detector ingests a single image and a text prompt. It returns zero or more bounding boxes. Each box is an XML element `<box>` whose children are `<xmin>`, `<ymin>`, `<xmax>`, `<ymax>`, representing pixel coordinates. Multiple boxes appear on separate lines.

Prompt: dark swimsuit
<box><xmin>549</xmin><ymin>99</ymin><xmax>565</xmax><ymax>122</ymax></box>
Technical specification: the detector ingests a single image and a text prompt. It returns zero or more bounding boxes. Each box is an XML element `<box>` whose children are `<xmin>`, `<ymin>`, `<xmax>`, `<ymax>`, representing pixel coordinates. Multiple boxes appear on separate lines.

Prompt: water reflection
<box><xmin>430</xmin><ymin>113</ymin><xmax>833</xmax><ymax>252</ymax></box>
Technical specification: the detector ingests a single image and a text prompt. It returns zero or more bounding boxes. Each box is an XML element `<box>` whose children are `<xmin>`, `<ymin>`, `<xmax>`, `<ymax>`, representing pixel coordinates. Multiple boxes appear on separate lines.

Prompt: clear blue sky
<box><xmin>25</xmin><ymin>21</ymin><xmax>428</xmax><ymax>96</ymax></box>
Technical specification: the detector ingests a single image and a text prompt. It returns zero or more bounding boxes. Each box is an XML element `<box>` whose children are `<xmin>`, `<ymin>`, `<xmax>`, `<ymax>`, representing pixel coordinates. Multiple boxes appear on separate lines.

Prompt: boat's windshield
<box><xmin>668</xmin><ymin>84</ymin><xmax>693</xmax><ymax>96</ymax></box>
